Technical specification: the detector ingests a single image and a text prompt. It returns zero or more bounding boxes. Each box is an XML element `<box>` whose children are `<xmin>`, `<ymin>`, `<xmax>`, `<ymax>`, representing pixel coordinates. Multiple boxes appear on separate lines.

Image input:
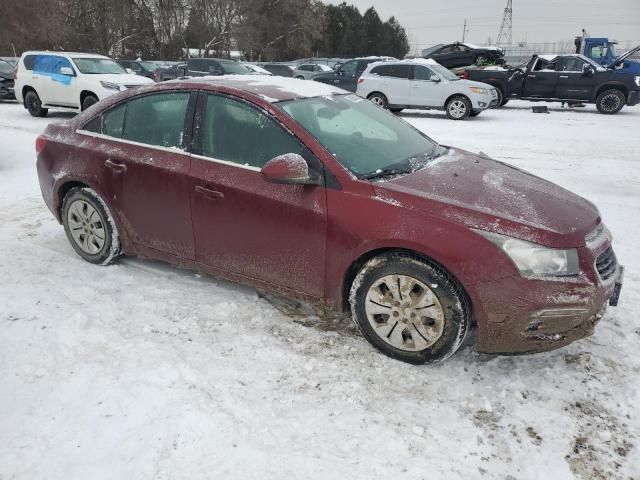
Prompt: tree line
<box><xmin>0</xmin><ymin>0</ymin><xmax>410</xmax><ymax>61</ymax></box>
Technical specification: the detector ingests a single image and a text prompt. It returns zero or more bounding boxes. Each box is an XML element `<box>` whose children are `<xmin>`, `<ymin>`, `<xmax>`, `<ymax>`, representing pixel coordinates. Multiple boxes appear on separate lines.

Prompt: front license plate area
<box><xmin>609</xmin><ymin>266</ymin><xmax>624</xmax><ymax>307</ymax></box>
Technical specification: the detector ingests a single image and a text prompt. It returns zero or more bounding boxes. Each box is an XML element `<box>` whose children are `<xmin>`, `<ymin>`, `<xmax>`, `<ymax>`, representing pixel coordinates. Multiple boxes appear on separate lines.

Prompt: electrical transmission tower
<box><xmin>496</xmin><ymin>0</ymin><xmax>512</xmax><ymax>48</ymax></box>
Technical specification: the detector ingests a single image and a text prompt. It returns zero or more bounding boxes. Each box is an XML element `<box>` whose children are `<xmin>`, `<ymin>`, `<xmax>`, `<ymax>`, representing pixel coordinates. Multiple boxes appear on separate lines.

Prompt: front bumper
<box><xmin>627</xmin><ymin>90</ymin><xmax>639</xmax><ymax>106</ymax></box>
<box><xmin>0</xmin><ymin>85</ymin><xmax>15</xmax><ymax>100</ymax></box>
<box><xmin>470</xmin><ymin>243</ymin><xmax>623</xmax><ymax>354</ymax></box>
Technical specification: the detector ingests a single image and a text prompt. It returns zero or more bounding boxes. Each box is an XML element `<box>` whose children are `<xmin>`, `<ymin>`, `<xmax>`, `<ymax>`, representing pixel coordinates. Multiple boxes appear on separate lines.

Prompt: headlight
<box><xmin>473</xmin><ymin>230</ymin><xmax>580</xmax><ymax>277</ymax></box>
<box><xmin>469</xmin><ymin>87</ymin><xmax>488</xmax><ymax>94</ymax></box>
<box><xmin>634</xmin><ymin>76</ymin><xmax>640</xmax><ymax>87</ymax></box>
<box><xmin>100</xmin><ymin>81</ymin><xmax>122</xmax><ymax>91</ymax></box>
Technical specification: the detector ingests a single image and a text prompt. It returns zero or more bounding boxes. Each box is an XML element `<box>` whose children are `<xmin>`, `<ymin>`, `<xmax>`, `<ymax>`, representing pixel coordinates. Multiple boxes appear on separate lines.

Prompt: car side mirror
<box><xmin>582</xmin><ymin>64</ymin><xmax>594</xmax><ymax>77</ymax></box>
<box><xmin>261</xmin><ymin>154</ymin><xmax>312</xmax><ymax>185</ymax></box>
<box><xmin>431</xmin><ymin>76</ymin><xmax>441</xmax><ymax>82</ymax></box>
<box><xmin>60</xmin><ymin>67</ymin><xmax>74</xmax><ymax>76</ymax></box>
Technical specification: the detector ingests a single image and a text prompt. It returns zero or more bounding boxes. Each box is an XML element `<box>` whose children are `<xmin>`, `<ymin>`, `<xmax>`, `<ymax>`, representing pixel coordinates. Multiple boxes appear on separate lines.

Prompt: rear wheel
<box><xmin>367</xmin><ymin>92</ymin><xmax>388</xmax><ymax>109</ymax></box>
<box><xmin>445</xmin><ymin>95</ymin><xmax>472</xmax><ymax>120</ymax></box>
<box><xmin>596</xmin><ymin>89</ymin><xmax>625</xmax><ymax>114</ymax></box>
<box><xmin>62</xmin><ymin>187</ymin><xmax>121</xmax><ymax>265</ymax></box>
<box><xmin>24</xmin><ymin>90</ymin><xmax>48</xmax><ymax>117</ymax></box>
<box><xmin>349</xmin><ymin>253</ymin><xmax>470</xmax><ymax>364</ymax></box>
<box><xmin>81</xmin><ymin>94</ymin><xmax>99</xmax><ymax>111</ymax></box>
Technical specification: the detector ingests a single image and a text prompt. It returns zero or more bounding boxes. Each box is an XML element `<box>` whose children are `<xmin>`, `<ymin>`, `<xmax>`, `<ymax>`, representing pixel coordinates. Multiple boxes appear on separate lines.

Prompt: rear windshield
<box><xmin>73</xmin><ymin>58</ymin><xmax>127</xmax><ymax>74</ymax></box>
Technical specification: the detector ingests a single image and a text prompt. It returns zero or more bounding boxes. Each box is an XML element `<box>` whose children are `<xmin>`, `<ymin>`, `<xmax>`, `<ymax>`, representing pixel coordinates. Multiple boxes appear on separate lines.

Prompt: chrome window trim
<box><xmin>76</xmin><ymin>129</ymin><xmax>190</xmax><ymax>157</ymax></box>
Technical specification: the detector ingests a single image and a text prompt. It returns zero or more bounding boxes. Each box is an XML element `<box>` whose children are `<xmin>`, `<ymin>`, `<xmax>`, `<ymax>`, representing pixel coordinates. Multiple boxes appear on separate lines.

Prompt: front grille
<box><xmin>596</xmin><ymin>247</ymin><xmax>617</xmax><ymax>281</ymax></box>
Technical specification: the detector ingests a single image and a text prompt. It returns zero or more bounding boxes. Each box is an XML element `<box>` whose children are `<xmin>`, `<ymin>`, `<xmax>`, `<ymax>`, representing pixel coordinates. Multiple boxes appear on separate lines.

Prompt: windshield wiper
<box><xmin>361</xmin><ymin>167</ymin><xmax>412</xmax><ymax>181</ymax></box>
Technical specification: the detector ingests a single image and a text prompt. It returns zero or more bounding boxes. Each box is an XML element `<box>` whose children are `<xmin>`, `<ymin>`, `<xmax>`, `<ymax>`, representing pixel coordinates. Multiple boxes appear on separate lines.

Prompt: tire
<box><xmin>493</xmin><ymin>87</ymin><xmax>509</xmax><ymax>107</ymax></box>
<box><xmin>367</xmin><ymin>92</ymin><xmax>388</xmax><ymax>109</ymax></box>
<box><xmin>389</xmin><ymin>107</ymin><xmax>404</xmax><ymax>113</ymax></box>
<box><xmin>81</xmin><ymin>94</ymin><xmax>99</xmax><ymax>111</ymax></box>
<box><xmin>475</xmin><ymin>54</ymin><xmax>488</xmax><ymax>66</ymax></box>
<box><xmin>445</xmin><ymin>95</ymin><xmax>472</xmax><ymax>120</ymax></box>
<box><xmin>596</xmin><ymin>89</ymin><xmax>625</xmax><ymax>114</ymax></box>
<box><xmin>470</xmin><ymin>110</ymin><xmax>481</xmax><ymax>117</ymax></box>
<box><xmin>295</xmin><ymin>75</ymin><xmax>305</xmax><ymax>80</ymax></box>
<box><xmin>349</xmin><ymin>252</ymin><xmax>470</xmax><ymax>364</ymax></box>
<box><xmin>24</xmin><ymin>90</ymin><xmax>48</xmax><ymax>117</ymax></box>
<box><xmin>62</xmin><ymin>187</ymin><xmax>121</xmax><ymax>265</ymax></box>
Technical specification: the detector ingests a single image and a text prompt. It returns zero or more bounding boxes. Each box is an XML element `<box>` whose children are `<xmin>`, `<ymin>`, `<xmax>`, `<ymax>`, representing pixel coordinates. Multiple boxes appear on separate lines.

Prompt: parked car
<box><xmin>156</xmin><ymin>63</ymin><xmax>187</xmax><ymax>82</ymax></box>
<box><xmin>35</xmin><ymin>76</ymin><xmax>622</xmax><ymax>364</ymax></box>
<box><xmin>14</xmin><ymin>51</ymin><xmax>153</xmax><ymax>116</ymax></box>
<box><xmin>464</xmin><ymin>54</ymin><xmax>640</xmax><ymax>113</ymax></box>
<box><xmin>313</xmin><ymin>56</ymin><xmax>395</xmax><ymax>92</ymax></box>
<box><xmin>293</xmin><ymin>63</ymin><xmax>333</xmax><ymax>80</ymax></box>
<box><xmin>116</xmin><ymin>60</ymin><xmax>159</xmax><ymax>80</ymax></box>
<box><xmin>357</xmin><ymin>59</ymin><xmax>499</xmax><ymax>119</ymax></box>
<box><xmin>0</xmin><ymin>59</ymin><xmax>16</xmax><ymax>100</ymax></box>
<box><xmin>180</xmin><ymin>58</ymin><xmax>250</xmax><ymax>77</ymax></box>
<box><xmin>261</xmin><ymin>64</ymin><xmax>294</xmax><ymax>77</ymax></box>
<box><xmin>422</xmin><ymin>42</ymin><xmax>504</xmax><ymax>68</ymax></box>
<box><xmin>242</xmin><ymin>63</ymin><xmax>273</xmax><ymax>75</ymax></box>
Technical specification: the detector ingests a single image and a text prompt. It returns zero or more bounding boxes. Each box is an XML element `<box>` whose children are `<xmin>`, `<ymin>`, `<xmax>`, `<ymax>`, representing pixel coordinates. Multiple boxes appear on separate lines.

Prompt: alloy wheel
<box><xmin>602</xmin><ymin>94</ymin><xmax>621</xmax><ymax>113</ymax></box>
<box><xmin>364</xmin><ymin>274</ymin><xmax>445</xmax><ymax>352</ymax></box>
<box><xmin>449</xmin><ymin>100</ymin><xmax>467</xmax><ymax>119</ymax></box>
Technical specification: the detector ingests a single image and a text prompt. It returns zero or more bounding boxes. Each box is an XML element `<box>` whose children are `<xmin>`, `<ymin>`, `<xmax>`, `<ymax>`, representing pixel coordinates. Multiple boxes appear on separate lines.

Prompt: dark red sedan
<box><xmin>36</xmin><ymin>76</ymin><xmax>623</xmax><ymax>364</ymax></box>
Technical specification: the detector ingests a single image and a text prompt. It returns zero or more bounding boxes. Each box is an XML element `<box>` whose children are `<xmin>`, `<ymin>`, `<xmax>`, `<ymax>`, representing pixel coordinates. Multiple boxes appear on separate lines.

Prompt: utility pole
<box><xmin>462</xmin><ymin>19</ymin><xmax>468</xmax><ymax>42</ymax></box>
<box><xmin>496</xmin><ymin>0</ymin><xmax>513</xmax><ymax>49</ymax></box>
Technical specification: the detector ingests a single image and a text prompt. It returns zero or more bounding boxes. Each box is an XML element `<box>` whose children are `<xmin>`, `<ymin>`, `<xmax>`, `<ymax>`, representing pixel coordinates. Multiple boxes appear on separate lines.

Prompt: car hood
<box><xmin>90</xmin><ymin>73</ymin><xmax>154</xmax><ymax>85</ymax></box>
<box><xmin>374</xmin><ymin>148</ymin><xmax>599</xmax><ymax>247</ymax></box>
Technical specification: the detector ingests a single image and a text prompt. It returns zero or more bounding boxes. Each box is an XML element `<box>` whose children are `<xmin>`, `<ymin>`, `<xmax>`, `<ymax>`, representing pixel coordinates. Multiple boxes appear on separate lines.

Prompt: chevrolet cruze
<box><xmin>35</xmin><ymin>76</ymin><xmax>623</xmax><ymax>364</ymax></box>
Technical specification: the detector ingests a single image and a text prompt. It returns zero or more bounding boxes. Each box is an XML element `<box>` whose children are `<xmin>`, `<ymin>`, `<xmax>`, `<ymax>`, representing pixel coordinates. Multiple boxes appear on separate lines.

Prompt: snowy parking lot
<box><xmin>1</xmin><ymin>99</ymin><xmax>639</xmax><ymax>479</ymax></box>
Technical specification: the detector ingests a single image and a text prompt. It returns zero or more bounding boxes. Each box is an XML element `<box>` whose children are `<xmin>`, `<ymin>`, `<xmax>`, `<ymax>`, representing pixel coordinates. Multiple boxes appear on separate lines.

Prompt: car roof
<box><xmin>21</xmin><ymin>51</ymin><xmax>110</xmax><ymax>59</ymax></box>
<box><xmin>366</xmin><ymin>58</ymin><xmax>440</xmax><ymax>68</ymax></box>
<box><xmin>176</xmin><ymin>75</ymin><xmax>346</xmax><ymax>102</ymax></box>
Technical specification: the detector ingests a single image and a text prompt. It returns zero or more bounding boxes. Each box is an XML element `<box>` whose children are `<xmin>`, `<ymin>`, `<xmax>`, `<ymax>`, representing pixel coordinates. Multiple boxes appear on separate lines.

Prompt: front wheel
<box><xmin>82</xmin><ymin>94</ymin><xmax>99</xmax><ymax>111</ymax></box>
<box><xmin>24</xmin><ymin>90</ymin><xmax>48</xmax><ymax>117</ymax></box>
<box><xmin>349</xmin><ymin>253</ymin><xmax>470</xmax><ymax>364</ymax></box>
<box><xmin>62</xmin><ymin>187</ymin><xmax>121</xmax><ymax>265</ymax></box>
<box><xmin>445</xmin><ymin>95</ymin><xmax>472</xmax><ymax>120</ymax></box>
<box><xmin>367</xmin><ymin>92</ymin><xmax>388</xmax><ymax>109</ymax></box>
<box><xmin>475</xmin><ymin>54</ymin><xmax>488</xmax><ymax>65</ymax></box>
<box><xmin>596</xmin><ymin>89</ymin><xmax>625</xmax><ymax>114</ymax></box>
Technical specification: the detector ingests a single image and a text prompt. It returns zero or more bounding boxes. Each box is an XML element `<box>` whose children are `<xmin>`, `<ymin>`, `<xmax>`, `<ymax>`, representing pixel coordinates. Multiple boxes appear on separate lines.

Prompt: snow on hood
<box><xmin>189</xmin><ymin>74</ymin><xmax>345</xmax><ymax>102</ymax></box>
<box><xmin>91</xmin><ymin>73</ymin><xmax>154</xmax><ymax>85</ymax></box>
<box><xmin>373</xmin><ymin>148</ymin><xmax>599</xmax><ymax>246</ymax></box>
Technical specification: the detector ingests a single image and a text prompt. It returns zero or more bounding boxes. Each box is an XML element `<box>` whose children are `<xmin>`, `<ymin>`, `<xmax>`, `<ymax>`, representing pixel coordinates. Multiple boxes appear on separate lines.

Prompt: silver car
<box><xmin>293</xmin><ymin>63</ymin><xmax>333</xmax><ymax>80</ymax></box>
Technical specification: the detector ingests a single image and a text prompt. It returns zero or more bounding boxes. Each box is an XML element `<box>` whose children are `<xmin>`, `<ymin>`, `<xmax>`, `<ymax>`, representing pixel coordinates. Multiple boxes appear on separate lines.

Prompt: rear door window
<box><xmin>371</xmin><ymin>65</ymin><xmax>392</xmax><ymax>77</ymax></box>
<box><xmin>123</xmin><ymin>93</ymin><xmax>190</xmax><ymax>148</ymax></box>
<box><xmin>200</xmin><ymin>94</ymin><xmax>303</xmax><ymax>168</ymax></box>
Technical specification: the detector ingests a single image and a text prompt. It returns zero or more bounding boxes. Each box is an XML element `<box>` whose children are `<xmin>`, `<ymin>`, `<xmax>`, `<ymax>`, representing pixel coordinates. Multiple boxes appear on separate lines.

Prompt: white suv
<box><xmin>356</xmin><ymin>58</ymin><xmax>498</xmax><ymax>120</ymax></box>
<box><xmin>14</xmin><ymin>51</ymin><xmax>153</xmax><ymax>117</ymax></box>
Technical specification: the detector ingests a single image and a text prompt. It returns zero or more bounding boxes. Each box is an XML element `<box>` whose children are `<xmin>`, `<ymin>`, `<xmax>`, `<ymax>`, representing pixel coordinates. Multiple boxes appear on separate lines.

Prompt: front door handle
<box><xmin>195</xmin><ymin>185</ymin><xmax>224</xmax><ymax>200</ymax></box>
<box><xmin>527</xmin><ymin>74</ymin><xmax>537</xmax><ymax>78</ymax></box>
<box><xmin>559</xmin><ymin>75</ymin><xmax>569</xmax><ymax>78</ymax></box>
<box><xmin>104</xmin><ymin>159</ymin><xmax>127</xmax><ymax>173</ymax></box>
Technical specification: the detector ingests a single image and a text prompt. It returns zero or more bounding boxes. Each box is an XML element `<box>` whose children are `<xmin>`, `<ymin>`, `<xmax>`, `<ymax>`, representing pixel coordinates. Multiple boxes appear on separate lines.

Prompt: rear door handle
<box><xmin>559</xmin><ymin>75</ymin><xmax>569</xmax><ymax>78</ymax></box>
<box><xmin>195</xmin><ymin>185</ymin><xmax>224</xmax><ymax>200</ymax></box>
<box><xmin>104</xmin><ymin>159</ymin><xmax>127</xmax><ymax>173</ymax></box>
<box><xmin>527</xmin><ymin>74</ymin><xmax>537</xmax><ymax>78</ymax></box>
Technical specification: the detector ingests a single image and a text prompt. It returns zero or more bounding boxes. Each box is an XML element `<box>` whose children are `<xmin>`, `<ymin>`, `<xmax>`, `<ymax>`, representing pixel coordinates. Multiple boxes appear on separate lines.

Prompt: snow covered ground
<box><xmin>1</xmin><ymin>99</ymin><xmax>639</xmax><ymax>480</ymax></box>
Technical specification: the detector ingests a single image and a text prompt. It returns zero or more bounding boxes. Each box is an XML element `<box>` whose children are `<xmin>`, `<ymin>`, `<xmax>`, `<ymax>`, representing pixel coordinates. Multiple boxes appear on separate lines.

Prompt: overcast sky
<box><xmin>328</xmin><ymin>0</ymin><xmax>640</xmax><ymax>54</ymax></box>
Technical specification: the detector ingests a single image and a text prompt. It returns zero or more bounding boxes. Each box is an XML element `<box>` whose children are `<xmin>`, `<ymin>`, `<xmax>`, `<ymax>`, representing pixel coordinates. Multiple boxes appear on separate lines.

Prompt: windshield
<box><xmin>422</xmin><ymin>44</ymin><xmax>444</xmax><ymax>56</ymax></box>
<box><xmin>139</xmin><ymin>61</ymin><xmax>158</xmax><ymax>71</ymax></box>
<box><xmin>73</xmin><ymin>58</ymin><xmax>127</xmax><ymax>74</ymax></box>
<box><xmin>279</xmin><ymin>94</ymin><xmax>444</xmax><ymax>177</ymax></box>
<box><xmin>429</xmin><ymin>63</ymin><xmax>460</xmax><ymax>81</ymax></box>
<box><xmin>0</xmin><ymin>60</ymin><xmax>13</xmax><ymax>74</ymax></box>
<box><xmin>219</xmin><ymin>61</ymin><xmax>250</xmax><ymax>74</ymax></box>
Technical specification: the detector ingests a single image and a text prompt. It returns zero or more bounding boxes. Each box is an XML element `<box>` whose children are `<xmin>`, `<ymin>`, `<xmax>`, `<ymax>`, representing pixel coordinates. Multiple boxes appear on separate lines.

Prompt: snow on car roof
<box><xmin>367</xmin><ymin>58</ymin><xmax>440</xmax><ymax>67</ymax></box>
<box><xmin>21</xmin><ymin>51</ymin><xmax>110</xmax><ymax>59</ymax></box>
<box><xmin>461</xmin><ymin>42</ymin><xmax>501</xmax><ymax>51</ymax></box>
<box><xmin>185</xmin><ymin>74</ymin><xmax>346</xmax><ymax>102</ymax></box>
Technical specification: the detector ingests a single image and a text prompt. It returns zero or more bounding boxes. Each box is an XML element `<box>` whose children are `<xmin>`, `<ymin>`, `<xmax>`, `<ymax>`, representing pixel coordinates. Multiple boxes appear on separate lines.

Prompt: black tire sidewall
<box><xmin>596</xmin><ymin>89</ymin><xmax>624</xmax><ymax>114</ymax></box>
<box><xmin>25</xmin><ymin>90</ymin><xmax>47</xmax><ymax>117</ymax></box>
<box><xmin>446</xmin><ymin>95</ymin><xmax>471</xmax><ymax>120</ymax></box>
<box><xmin>82</xmin><ymin>95</ymin><xmax>98</xmax><ymax>111</ymax></box>
<box><xmin>351</xmin><ymin>254</ymin><xmax>469</xmax><ymax>364</ymax></box>
<box><xmin>62</xmin><ymin>188</ymin><xmax>117</xmax><ymax>265</ymax></box>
